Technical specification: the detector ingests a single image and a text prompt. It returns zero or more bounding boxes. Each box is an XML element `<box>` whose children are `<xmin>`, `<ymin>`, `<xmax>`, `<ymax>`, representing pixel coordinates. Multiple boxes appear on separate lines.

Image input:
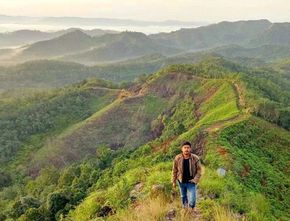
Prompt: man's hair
<box><xmin>181</xmin><ymin>141</ymin><xmax>192</xmax><ymax>147</ymax></box>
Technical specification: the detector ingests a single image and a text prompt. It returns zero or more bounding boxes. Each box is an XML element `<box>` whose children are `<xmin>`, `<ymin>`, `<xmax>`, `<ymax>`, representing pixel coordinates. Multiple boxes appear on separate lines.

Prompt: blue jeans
<box><xmin>177</xmin><ymin>180</ymin><xmax>197</xmax><ymax>208</ymax></box>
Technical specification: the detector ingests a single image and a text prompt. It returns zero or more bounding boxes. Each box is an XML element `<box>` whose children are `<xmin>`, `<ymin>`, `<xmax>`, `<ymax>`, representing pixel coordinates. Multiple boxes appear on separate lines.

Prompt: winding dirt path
<box><xmin>205</xmin><ymin>81</ymin><xmax>249</xmax><ymax>134</ymax></box>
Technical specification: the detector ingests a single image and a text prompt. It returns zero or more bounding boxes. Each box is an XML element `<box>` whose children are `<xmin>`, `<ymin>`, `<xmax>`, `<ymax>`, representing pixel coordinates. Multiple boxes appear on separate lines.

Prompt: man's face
<box><xmin>181</xmin><ymin>144</ymin><xmax>191</xmax><ymax>155</ymax></box>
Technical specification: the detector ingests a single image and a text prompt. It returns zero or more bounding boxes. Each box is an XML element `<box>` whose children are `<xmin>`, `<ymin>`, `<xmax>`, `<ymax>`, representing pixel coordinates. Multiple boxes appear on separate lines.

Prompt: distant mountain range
<box><xmin>0</xmin><ymin>28</ymin><xmax>118</xmax><ymax>48</ymax></box>
<box><xmin>0</xmin><ymin>15</ymin><xmax>206</xmax><ymax>26</ymax></box>
<box><xmin>0</xmin><ymin>14</ymin><xmax>204</xmax><ymax>27</ymax></box>
<box><xmin>5</xmin><ymin>30</ymin><xmax>183</xmax><ymax>64</ymax></box>
<box><xmin>150</xmin><ymin>19</ymin><xmax>290</xmax><ymax>49</ymax></box>
<box><xmin>2</xmin><ymin>19</ymin><xmax>290</xmax><ymax>65</ymax></box>
<box><xmin>61</xmin><ymin>31</ymin><xmax>182</xmax><ymax>63</ymax></box>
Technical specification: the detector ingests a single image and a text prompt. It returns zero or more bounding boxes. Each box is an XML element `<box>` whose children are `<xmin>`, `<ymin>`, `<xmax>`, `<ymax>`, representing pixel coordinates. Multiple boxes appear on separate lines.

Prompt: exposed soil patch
<box><xmin>152</xmin><ymin>136</ymin><xmax>178</xmax><ymax>153</ymax></box>
<box><xmin>192</xmin><ymin>131</ymin><xmax>207</xmax><ymax>158</ymax></box>
<box><xmin>217</xmin><ymin>146</ymin><xmax>228</xmax><ymax>158</ymax></box>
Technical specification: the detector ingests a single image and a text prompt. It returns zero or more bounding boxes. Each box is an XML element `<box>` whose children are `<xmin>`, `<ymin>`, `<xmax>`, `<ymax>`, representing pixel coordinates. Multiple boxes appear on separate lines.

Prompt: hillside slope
<box><xmin>0</xmin><ymin>78</ymin><xmax>120</xmax><ymax>176</ymax></box>
<box><xmin>63</xmin><ymin>61</ymin><xmax>290</xmax><ymax>221</ymax></box>
<box><xmin>0</xmin><ymin>59</ymin><xmax>289</xmax><ymax>221</ymax></box>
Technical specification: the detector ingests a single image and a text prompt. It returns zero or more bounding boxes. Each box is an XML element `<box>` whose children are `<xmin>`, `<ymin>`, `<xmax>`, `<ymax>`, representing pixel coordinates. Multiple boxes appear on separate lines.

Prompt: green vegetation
<box><xmin>0</xmin><ymin>58</ymin><xmax>289</xmax><ymax>221</ymax></box>
<box><xmin>218</xmin><ymin>117</ymin><xmax>290</xmax><ymax>218</ymax></box>
<box><xmin>0</xmin><ymin>78</ymin><xmax>119</xmax><ymax>178</ymax></box>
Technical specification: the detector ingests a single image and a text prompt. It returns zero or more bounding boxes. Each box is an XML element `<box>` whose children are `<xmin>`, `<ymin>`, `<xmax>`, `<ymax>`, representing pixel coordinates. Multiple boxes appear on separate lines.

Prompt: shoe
<box><xmin>181</xmin><ymin>207</ymin><xmax>189</xmax><ymax>217</ymax></box>
<box><xmin>188</xmin><ymin>207</ymin><xmax>199</xmax><ymax>216</ymax></box>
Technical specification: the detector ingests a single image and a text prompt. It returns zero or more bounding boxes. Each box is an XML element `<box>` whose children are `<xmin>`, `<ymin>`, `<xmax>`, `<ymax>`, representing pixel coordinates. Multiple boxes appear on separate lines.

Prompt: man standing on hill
<box><xmin>172</xmin><ymin>141</ymin><xmax>202</xmax><ymax>215</ymax></box>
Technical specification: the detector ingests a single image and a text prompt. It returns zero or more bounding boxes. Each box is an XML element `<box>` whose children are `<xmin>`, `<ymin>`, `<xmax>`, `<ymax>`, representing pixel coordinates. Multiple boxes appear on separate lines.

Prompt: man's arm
<box><xmin>191</xmin><ymin>158</ymin><xmax>202</xmax><ymax>184</ymax></box>
<box><xmin>171</xmin><ymin>158</ymin><xmax>178</xmax><ymax>187</ymax></box>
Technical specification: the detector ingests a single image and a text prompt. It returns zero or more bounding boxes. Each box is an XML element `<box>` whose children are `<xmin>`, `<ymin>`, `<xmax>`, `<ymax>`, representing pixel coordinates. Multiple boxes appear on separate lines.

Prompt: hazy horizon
<box><xmin>1</xmin><ymin>0</ymin><xmax>290</xmax><ymax>34</ymax></box>
<box><xmin>0</xmin><ymin>14</ymin><xmax>206</xmax><ymax>34</ymax></box>
<box><xmin>1</xmin><ymin>0</ymin><xmax>290</xmax><ymax>22</ymax></box>
<box><xmin>0</xmin><ymin>14</ymin><xmax>285</xmax><ymax>34</ymax></box>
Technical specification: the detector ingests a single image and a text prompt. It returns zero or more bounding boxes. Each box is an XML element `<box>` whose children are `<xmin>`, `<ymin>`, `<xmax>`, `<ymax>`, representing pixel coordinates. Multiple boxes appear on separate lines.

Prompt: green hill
<box><xmin>0</xmin><ymin>29</ymin><xmax>118</xmax><ymax>48</ymax></box>
<box><xmin>150</xmin><ymin>20</ymin><xmax>290</xmax><ymax>51</ymax></box>
<box><xmin>18</xmin><ymin>30</ymin><xmax>95</xmax><ymax>59</ymax></box>
<box><xmin>149</xmin><ymin>20</ymin><xmax>272</xmax><ymax>50</ymax></box>
<box><xmin>10</xmin><ymin>31</ymin><xmax>181</xmax><ymax>64</ymax></box>
<box><xmin>210</xmin><ymin>44</ymin><xmax>290</xmax><ymax>62</ymax></box>
<box><xmin>0</xmin><ymin>78</ymin><xmax>119</xmax><ymax>174</ymax></box>
<box><xmin>0</xmin><ymin>52</ymin><xmax>215</xmax><ymax>91</ymax></box>
<box><xmin>2</xmin><ymin>48</ymin><xmax>290</xmax><ymax>93</ymax></box>
<box><xmin>0</xmin><ymin>58</ymin><xmax>289</xmax><ymax>221</ymax></box>
<box><xmin>0</xmin><ymin>58</ymin><xmax>161</xmax><ymax>91</ymax></box>
<box><xmin>249</xmin><ymin>23</ymin><xmax>290</xmax><ymax>47</ymax></box>
<box><xmin>61</xmin><ymin>31</ymin><xmax>182</xmax><ymax>64</ymax></box>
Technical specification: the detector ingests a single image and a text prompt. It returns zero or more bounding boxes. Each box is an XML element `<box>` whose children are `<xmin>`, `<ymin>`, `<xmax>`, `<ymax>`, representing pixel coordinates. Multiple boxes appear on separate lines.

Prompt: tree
<box><xmin>0</xmin><ymin>171</ymin><xmax>12</xmax><ymax>189</ymax></box>
<box><xmin>46</xmin><ymin>191</ymin><xmax>69</xmax><ymax>220</ymax></box>
<box><xmin>96</xmin><ymin>146</ymin><xmax>113</xmax><ymax>169</ymax></box>
<box><xmin>18</xmin><ymin>208</ymin><xmax>46</xmax><ymax>221</ymax></box>
<box><xmin>10</xmin><ymin>196</ymin><xmax>40</xmax><ymax>219</ymax></box>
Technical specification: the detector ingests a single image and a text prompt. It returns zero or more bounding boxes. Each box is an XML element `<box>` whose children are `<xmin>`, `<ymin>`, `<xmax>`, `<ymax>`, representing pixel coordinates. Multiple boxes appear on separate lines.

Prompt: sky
<box><xmin>1</xmin><ymin>0</ymin><xmax>290</xmax><ymax>22</ymax></box>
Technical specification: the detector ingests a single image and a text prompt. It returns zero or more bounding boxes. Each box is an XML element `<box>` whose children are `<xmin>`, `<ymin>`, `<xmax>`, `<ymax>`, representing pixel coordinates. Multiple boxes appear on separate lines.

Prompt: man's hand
<box><xmin>189</xmin><ymin>179</ymin><xmax>196</xmax><ymax>184</ymax></box>
<box><xmin>172</xmin><ymin>182</ymin><xmax>177</xmax><ymax>189</ymax></box>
